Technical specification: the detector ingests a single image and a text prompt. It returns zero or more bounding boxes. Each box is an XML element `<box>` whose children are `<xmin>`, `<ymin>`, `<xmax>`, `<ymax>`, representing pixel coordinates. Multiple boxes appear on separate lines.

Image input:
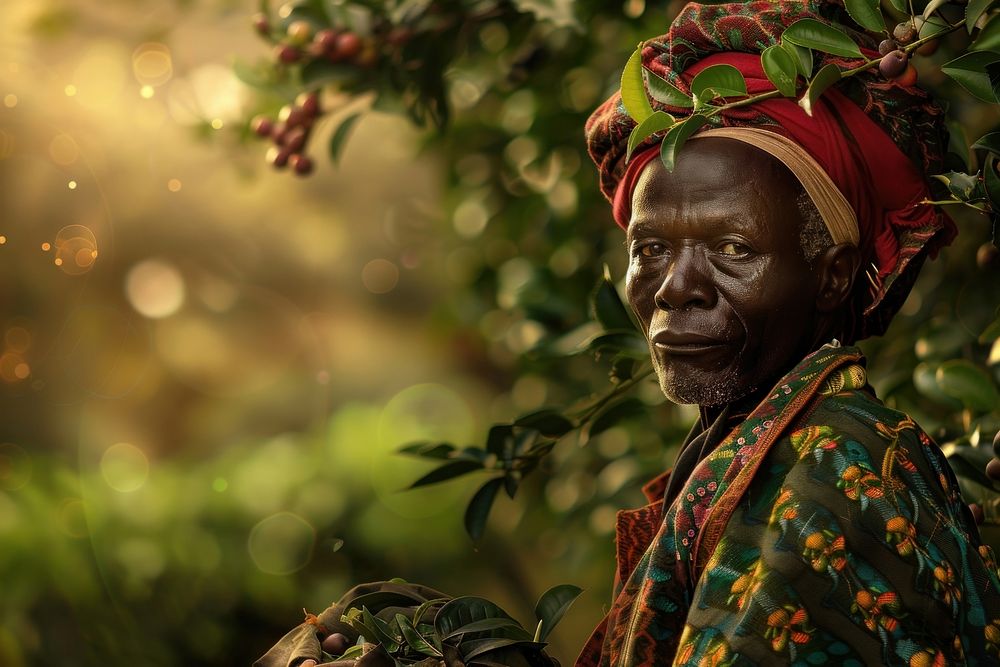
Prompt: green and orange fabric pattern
<box><xmin>576</xmin><ymin>344</ymin><xmax>1000</xmax><ymax>666</ymax></box>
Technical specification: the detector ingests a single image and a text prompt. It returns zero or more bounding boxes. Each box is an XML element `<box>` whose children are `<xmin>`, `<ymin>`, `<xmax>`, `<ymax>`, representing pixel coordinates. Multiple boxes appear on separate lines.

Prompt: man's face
<box><xmin>625</xmin><ymin>138</ymin><xmax>823</xmax><ymax>407</ymax></box>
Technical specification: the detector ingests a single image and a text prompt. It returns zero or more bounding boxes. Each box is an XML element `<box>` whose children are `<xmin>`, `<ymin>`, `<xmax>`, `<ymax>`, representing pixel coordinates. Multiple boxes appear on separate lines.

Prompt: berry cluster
<box><xmin>876</xmin><ymin>21</ymin><xmax>938</xmax><ymax>86</ymax></box>
<box><xmin>251</xmin><ymin>91</ymin><xmax>321</xmax><ymax>175</ymax></box>
<box><xmin>252</xmin><ymin>14</ymin><xmax>375</xmax><ymax>68</ymax></box>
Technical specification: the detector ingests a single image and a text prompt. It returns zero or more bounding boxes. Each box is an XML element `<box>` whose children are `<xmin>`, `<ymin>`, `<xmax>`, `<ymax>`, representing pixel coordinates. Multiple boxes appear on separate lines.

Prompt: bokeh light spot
<box><xmin>212</xmin><ymin>477</ymin><xmax>228</xmax><ymax>492</ymax></box>
<box><xmin>3</xmin><ymin>94</ymin><xmax>17</xmax><ymax>108</ymax></box>
<box><xmin>0</xmin><ymin>444</ymin><xmax>32</xmax><ymax>490</ymax></box>
<box><xmin>5</xmin><ymin>326</ymin><xmax>30</xmax><ymax>353</ymax></box>
<box><xmin>167</xmin><ymin>178</ymin><xmax>182</xmax><ymax>192</ymax></box>
<box><xmin>140</xmin><ymin>85</ymin><xmax>154</xmax><ymax>99</ymax></box>
<box><xmin>41</xmin><ymin>242</ymin><xmax>51</xmax><ymax>251</ymax></box>
<box><xmin>0</xmin><ymin>352</ymin><xmax>28</xmax><ymax>383</ymax></box>
<box><xmin>53</xmin><ymin>225</ymin><xmax>98</xmax><ymax>275</ymax></box>
<box><xmin>57</xmin><ymin>498</ymin><xmax>89</xmax><ymax>538</ymax></box>
<box><xmin>132</xmin><ymin>43</ymin><xmax>173</xmax><ymax>86</ymax></box>
<box><xmin>0</xmin><ymin>236</ymin><xmax>5</xmax><ymax>245</ymax></box>
<box><xmin>210</xmin><ymin>118</ymin><xmax>223</xmax><ymax>130</ymax></box>
<box><xmin>361</xmin><ymin>258</ymin><xmax>399</xmax><ymax>294</ymax></box>
<box><xmin>49</xmin><ymin>133</ymin><xmax>80</xmax><ymax>165</ymax></box>
<box><xmin>67</xmin><ymin>180</ymin><xmax>77</xmax><ymax>189</ymax></box>
<box><xmin>125</xmin><ymin>259</ymin><xmax>185</xmax><ymax>319</ymax></box>
<box><xmin>64</xmin><ymin>84</ymin><xmax>77</xmax><ymax>96</ymax></box>
<box><xmin>247</xmin><ymin>512</ymin><xmax>315</xmax><ymax>575</ymax></box>
<box><xmin>100</xmin><ymin>442</ymin><xmax>150</xmax><ymax>492</ymax></box>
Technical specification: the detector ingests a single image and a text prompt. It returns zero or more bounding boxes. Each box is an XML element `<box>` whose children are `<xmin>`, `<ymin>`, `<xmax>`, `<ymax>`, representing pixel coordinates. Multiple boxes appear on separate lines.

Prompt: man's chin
<box><xmin>656</xmin><ymin>367</ymin><xmax>754</xmax><ymax>408</ymax></box>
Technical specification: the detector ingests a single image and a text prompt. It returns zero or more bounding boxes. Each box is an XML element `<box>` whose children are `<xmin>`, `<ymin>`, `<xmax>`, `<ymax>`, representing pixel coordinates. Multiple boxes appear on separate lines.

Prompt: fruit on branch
<box><xmin>252</xmin><ymin>12</ymin><xmax>270</xmax><ymax>37</ymax></box>
<box><xmin>275</xmin><ymin>44</ymin><xmax>302</xmax><ymax>64</ymax></box>
<box><xmin>916</xmin><ymin>38</ymin><xmax>940</xmax><ymax>56</ymax></box>
<box><xmin>879</xmin><ymin>49</ymin><xmax>909</xmax><ymax>79</ymax></box>
<box><xmin>314</xmin><ymin>28</ymin><xmax>339</xmax><ymax>55</ymax></box>
<box><xmin>334</xmin><ymin>32</ymin><xmax>363</xmax><ymax>61</ymax></box>
<box><xmin>878</xmin><ymin>39</ymin><xmax>897</xmax><ymax>56</ymax></box>
<box><xmin>895</xmin><ymin>63</ymin><xmax>918</xmax><ymax>86</ymax></box>
<box><xmin>287</xmin><ymin>20</ymin><xmax>313</xmax><ymax>44</ymax></box>
<box><xmin>290</xmin><ymin>154</ymin><xmax>314</xmax><ymax>175</ymax></box>
<box><xmin>978</xmin><ymin>242</ymin><xmax>999</xmax><ymax>269</ymax></box>
<box><xmin>893</xmin><ymin>22</ymin><xmax>917</xmax><ymax>45</ymax></box>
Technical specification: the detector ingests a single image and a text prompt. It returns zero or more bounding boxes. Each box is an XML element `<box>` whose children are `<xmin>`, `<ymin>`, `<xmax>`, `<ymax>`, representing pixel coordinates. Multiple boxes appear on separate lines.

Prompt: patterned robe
<box><xmin>576</xmin><ymin>344</ymin><xmax>1000</xmax><ymax>666</ymax></box>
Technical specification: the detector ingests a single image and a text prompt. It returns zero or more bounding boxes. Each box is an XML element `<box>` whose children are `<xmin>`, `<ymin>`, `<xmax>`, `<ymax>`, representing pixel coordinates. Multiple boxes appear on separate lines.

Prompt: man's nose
<box><xmin>653</xmin><ymin>246</ymin><xmax>717</xmax><ymax>311</ymax></box>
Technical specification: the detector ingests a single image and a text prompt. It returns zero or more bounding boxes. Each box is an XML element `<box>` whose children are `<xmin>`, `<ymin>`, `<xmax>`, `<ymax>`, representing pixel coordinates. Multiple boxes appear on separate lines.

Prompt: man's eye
<box><xmin>718</xmin><ymin>241</ymin><xmax>750</xmax><ymax>256</ymax></box>
<box><xmin>639</xmin><ymin>243</ymin><xmax>666</xmax><ymax>257</ymax></box>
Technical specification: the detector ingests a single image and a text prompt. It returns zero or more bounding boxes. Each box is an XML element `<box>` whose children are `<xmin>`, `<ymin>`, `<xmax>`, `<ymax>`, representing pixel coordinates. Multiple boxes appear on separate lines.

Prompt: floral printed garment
<box><xmin>576</xmin><ymin>344</ymin><xmax>1000</xmax><ymax>666</ymax></box>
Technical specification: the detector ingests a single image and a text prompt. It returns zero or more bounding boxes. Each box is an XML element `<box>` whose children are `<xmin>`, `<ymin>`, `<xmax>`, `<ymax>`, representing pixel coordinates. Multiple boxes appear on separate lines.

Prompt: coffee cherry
<box><xmin>250</xmin><ymin>115</ymin><xmax>272</xmax><ymax>137</ymax></box>
<box><xmin>321</xmin><ymin>632</ymin><xmax>349</xmax><ymax>655</ymax></box>
<box><xmin>335</xmin><ymin>32</ymin><xmax>363</xmax><ymax>60</ymax></box>
<box><xmin>917</xmin><ymin>38</ymin><xmax>940</xmax><ymax>56</ymax></box>
<box><xmin>314</xmin><ymin>28</ymin><xmax>339</xmax><ymax>53</ymax></box>
<box><xmin>896</xmin><ymin>63</ymin><xmax>918</xmax><ymax>86</ymax></box>
<box><xmin>275</xmin><ymin>44</ymin><xmax>302</xmax><ymax>64</ymax></box>
<box><xmin>290</xmin><ymin>154</ymin><xmax>314</xmax><ymax>175</ymax></box>
<box><xmin>270</xmin><ymin>121</ymin><xmax>288</xmax><ymax>145</ymax></box>
<box><xmin>978</xmin><ymin>242</ymin><xmax>999</xmax><ymax>269</ymax></box>
<box><xmin>286</xmin><ymin>20</ymin><xmax>313</xmax><ymax>44</ymax></box>
<box><xmin>252</xmin><ymin>13</ymin><xmax>270</xmax><ymax>36</ymax></box>
<box><xmin>267</xmin><ymin>146</ymin><xmax>292</xmax><ymax>169</ymax></box>
<box><xmin>296</xmin><ymin>91</ymin><xmax>320</xmax><ymax>117</ymax></box>
<box><xmin>283</xmin><ymin>126</ymin><xmax>307</xmax><ymax>152</ymax></box>
<box><xmin>987</xmin><ymin>457</ymin><xmax>1000</xmax><ymax>481</ymax></box>
<box><xmin>893</xmin><ymin>21</ymin><xmax>917</xmax><ymax>44</ymax></box>
<box><xmin>879</xmin><ymin>49</ymin><xmax>908</xmax><ymax>79</ymax></box>
<box><xmin>878</xmin><ymin>38</ymin><xmax>897</xmax><ymax>56</ymax></box>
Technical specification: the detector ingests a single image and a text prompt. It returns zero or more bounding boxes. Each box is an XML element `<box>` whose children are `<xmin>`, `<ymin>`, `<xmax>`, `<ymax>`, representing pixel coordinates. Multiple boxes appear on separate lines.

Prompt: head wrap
<box><xmin>586</xmin><ymin>0</ymin><xmax>956</xmax><ymax>341</ymax></box>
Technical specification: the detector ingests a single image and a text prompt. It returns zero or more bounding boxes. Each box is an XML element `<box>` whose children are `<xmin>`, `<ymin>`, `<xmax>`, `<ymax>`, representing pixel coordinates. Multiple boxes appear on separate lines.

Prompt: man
<box><xmin>577</xmin><ymin>1</ymin><xmax>1000</xmax><ymax>665</ymax></box>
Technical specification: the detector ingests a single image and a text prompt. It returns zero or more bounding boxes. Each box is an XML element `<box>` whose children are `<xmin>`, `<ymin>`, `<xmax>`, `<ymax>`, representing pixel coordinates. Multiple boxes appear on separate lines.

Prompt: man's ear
<box><xmin>814</xmin><ymin>243</ymin><xmax>861</xmax><ymax>313</ymax></box>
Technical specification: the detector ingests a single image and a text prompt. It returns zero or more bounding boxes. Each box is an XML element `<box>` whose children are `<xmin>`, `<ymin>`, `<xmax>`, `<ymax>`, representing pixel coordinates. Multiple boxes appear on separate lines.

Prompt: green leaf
<box><xmin>434</xmin><ymin>597</ymin><xmax>525</xmax><ymax>641</ymax></box>
<box><xmin>690</xmin><ymin>64</ymin><xmax>748</xmax><ymax>104</ymax></box>
<box><xmin>412</xmin><ymin>598</ymin><xmax>451</xmax><ymax>627</ymax></box>
<box><xmin>947</xmin><ymin>120</ymin><xmax>972</xmax><ymax>170</ymax></box>
<box><xmin>780</xmin><ymin>41</ymin><xmax>813</xmax><ymax>78</ymax></box>
<box><xmin>782</xmin><ymin>19</ymin><xmax>863</xmax><ymax>58</ymax></box>
<box><xmin>301</xmin><ymin>61</ymin><xmax>357</xmax><ymax>87</ymax></box>
<box><xmin>919</xmin><ymin>15</ymin><xmax>951</xmax><ymax>40</ymax></box>
<box><xmin>887</xmin><ymin>0</ymin><xmax>907</xmax><ymax>12</ymax></box>
<box><xmin>460</xmin><ymin>638</ymin><xmax>546</xmax><ymax>661</ymax></box>
<box><xmin>973</xmin><ymin>14</ymin><xmax>1000</xmax><ymax>50</ymax></box>
<box><xmin>398</xmin><ymin>442</ymin><xmax>456</xmax><ymax>459</ymax></box>
<box><xmin>444</xmin><ymin>616</ymin><xmax>523</xmax><ymax>639</ymax></box>
<box><xmin>643</xmin><ymin>70</ymin><xmax>693</xmax><ymax>108</ymax></box>
<box><xmin>503</xmin><ymin>471</ymin><xmax>521</xmax><ymax>499</ymax></box>
<box><xmin>798</xmin><ymin>63</ymin><xmax>842</xmax><ymax>117</ymax></box>
<box><xmin>936</xmin><ymin>359</ymin><xmax>1000</xmax><ymax>411</ymax></box>
<box><xmin>845</xmin><ymin>0</ymin><xmax>885</xmax><ymax>33</ymax></box>
<box><xmin>396</xmin><ymin>614</ymin><xmax>443</xmax><ymax>657</ymax></box>
<box><xmin>621</xmin><ymin>46</ymin><xmax>654</xmax><ymax>124</ymax></box>
<box><xmin>407</xmin><ymin>460</ymin><xmax>482</xmax><ymax>489</ymax></box>
<box><xmin>914</xmin><ymin>363</ymin><xmax>962</xmax><ymax>408</ymax></box>
<box><xmin>586</xmin><ymin>397</ymin><xmax>647</xmax><ymax>439</ymax></box>
<box><xmin>592</xmin><ymin>267</ymin><xmax>637</xmax><ymax>331</ymax></box>
<box><xmin>533</xmin><ymin>584</ymin><xmax>583</xmax><ymax>642</ymax></box>
<box><xmin>659</xmin><ymin>114</ymin><xmax>709</xmax><ymax>172</ymax></box>
<box><xmin>984</xmin><ymin>158</ymin><xmax>1000</xmax><ymax>208</ymax></box>
<box><xmin>968</xmin><ymin>0</ymin><xmax>997</xmax><ymax>33</ymax></box>
<box><xmin>923</xmin><ymin>0</ymin><xmax>951</xmax><ymax>20</ymax></box>
<box><xmin>514</xmin><ymin>410</ymin><xmax>575</xmax><ymax>437</ymax></box>
<box><xmin>485</xmin><ymin>425</ymin><xmax>514</xmax><ymax>459</ymax></box>
<box><xmin>761</xmin><ymin>44</ymin><xmax>799</xmax><ymax>97</ymax></box>
<box><xmin>464</xmin><ymin>477</ymin><xmax>503</xmax><ymax>541</ymax></box>
<box><xmin>626</xmin><ymin>111</ymin><xmax>676</xmax><ymax>162</ymax></box>
<box><xmin>933</xmin><ymin>171</ymin><xmax>980</xmax><ymax>199</ymax></box>
<box><xmin>942</xmin><ymin>51</ymin><xmax>1000</xmax><ymax>102</ymax></box>
<box><xmin>584</xmin><ymin>331</ymin><xmax>649</xmax><ymax>359</ymax></box>
<box><xmin>328</xmin><ymin>112</ymin><xmax>361</xmax><ymax>165</ymax></box>
<box><xmin>346</xmin><ymin>591</ymin><xmax>427</xmax><ymax>614</ymax></box>
<box><xmin>981</xmin><ymin>314</ymin><xmax>1000</xmax><ymax>343</ymax></box>
<box><xmin>362</xmin><ymin>608</ymin><xmax>400</xmax><ymax>652</ymax></box>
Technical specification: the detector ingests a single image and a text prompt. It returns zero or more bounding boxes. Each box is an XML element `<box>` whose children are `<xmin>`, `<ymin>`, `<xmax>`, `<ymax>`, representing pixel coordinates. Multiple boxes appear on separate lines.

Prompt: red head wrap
<box><xmin>586</xmin><ymin>1</ymin><xmax>957</xmax><ymax>340</ymax></box>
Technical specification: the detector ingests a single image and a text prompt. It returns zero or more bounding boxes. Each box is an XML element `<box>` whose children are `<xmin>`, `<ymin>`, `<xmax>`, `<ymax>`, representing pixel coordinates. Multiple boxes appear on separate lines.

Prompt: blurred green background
<box><xmin>0</xmin><ymin>0</ymin><xmax>998</xmax><ymax>665</ymax></box>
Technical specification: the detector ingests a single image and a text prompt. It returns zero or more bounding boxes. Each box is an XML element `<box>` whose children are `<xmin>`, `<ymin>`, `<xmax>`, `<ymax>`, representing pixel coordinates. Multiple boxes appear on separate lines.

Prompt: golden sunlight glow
<box><xmin>125</xmin><ymin>259</ymin><xmax>186</xmax><ymax>319</ymax></box>
<box><xmin>132</xmin><ymin>43</ymin><xmax>173</xmax><ymax>86</ymax></box>
<box><xmin>100</xmin><ymin>442</ymin><xmax>150</xmax><ymax>493</ymax></box>
<box><xmin>49</xmin><ymin>134</ymin><xmax>80</xmax><ymax>165</ymax></box>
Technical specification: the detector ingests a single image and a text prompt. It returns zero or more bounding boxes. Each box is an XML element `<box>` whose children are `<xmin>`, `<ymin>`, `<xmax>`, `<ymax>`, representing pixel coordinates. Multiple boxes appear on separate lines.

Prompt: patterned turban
<box><xmin>585</xmin><ymin>0</ymin><xmax>957</xmax><ymax>341</ymax></box>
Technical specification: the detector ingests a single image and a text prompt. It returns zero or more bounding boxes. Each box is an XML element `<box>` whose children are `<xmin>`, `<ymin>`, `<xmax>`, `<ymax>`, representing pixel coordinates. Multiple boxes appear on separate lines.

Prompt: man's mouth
<box><xmin>650</xmin><ymin>331</ymin><xmax>734</xmax><ymax>356</ymax></box>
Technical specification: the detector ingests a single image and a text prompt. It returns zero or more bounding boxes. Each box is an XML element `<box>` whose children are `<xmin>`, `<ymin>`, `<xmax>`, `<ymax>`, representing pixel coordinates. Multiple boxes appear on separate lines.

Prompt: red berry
<box><xmin>283</xmin><ymin>126</ymin><xmax>307</xmax><ymax>152</ymax></box>
<box><xmin>895</xmin><ymin>63</ymin><xmax>918</xmax><ymax>86</ymax></box>
<box><xmin>321</xmin><ymin>633</ymin><xmax>349</xmax><ymax>655</ymax></box>
<box><xmin>275</xmin><ymin>44</ymin><xmax>301</xmax><ymax>64</ymax></box>
<box><xmin>878</xmin><ymin>39</ymin><xmax>896</xmax><ymax>56</ymax></box>
<box><xmin>296</xmin><ymin>91</ymin><xmax>320</xmax><ymax>116</ymax></box>
<box><xmin>270</xmin><ymin>121</ymin><xmax>288</xmax><ymax>144</ymax></box>
<box><xmin>251</xmin><ymin>115</ymin><xmax>273</xmax><ymax>138</ymax></box>
<box><xmin>335</xmin><ymin>32</ymin><xmax>362</xmax><ymax>60</ymax></box>
<box><xmin>290</xmin><ymin>154</ymin><xmax>314</xmax><ymax>176</ymax></box>
<box><xmin>386</xmin><ymin>27</ymin><xmax>413</xmax><ymax>47</ymax></box>
<box><xmin>314</xmin><ymin>29</ymin><xmax>339</xmax><ymax>53</ymax></box>
<box><xmin>878</xmin><ymin>49</ymin><xmax>908</xmax><ymax>79</ymax></box>
<box><xmin>978</xmin><ymin>242</ymin><xmax>999</xmax><ymax>269</ymax></box>
<box><xmin>267</xmin><ymin>146</ymin><xmax>292</xmax><ymax>169</ymax></box>
<box><xmin>252</xmin><ymin>13</ymin><xmax>270</xmax><ymax>36</ymax></box>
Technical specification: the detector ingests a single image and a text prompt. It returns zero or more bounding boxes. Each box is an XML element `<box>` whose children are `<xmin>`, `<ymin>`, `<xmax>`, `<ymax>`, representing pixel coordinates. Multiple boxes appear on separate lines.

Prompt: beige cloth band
<box><xmin>690</xmin><ymin>126</ymin><xmax>860</xmax><ymax>246</ymax></box>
